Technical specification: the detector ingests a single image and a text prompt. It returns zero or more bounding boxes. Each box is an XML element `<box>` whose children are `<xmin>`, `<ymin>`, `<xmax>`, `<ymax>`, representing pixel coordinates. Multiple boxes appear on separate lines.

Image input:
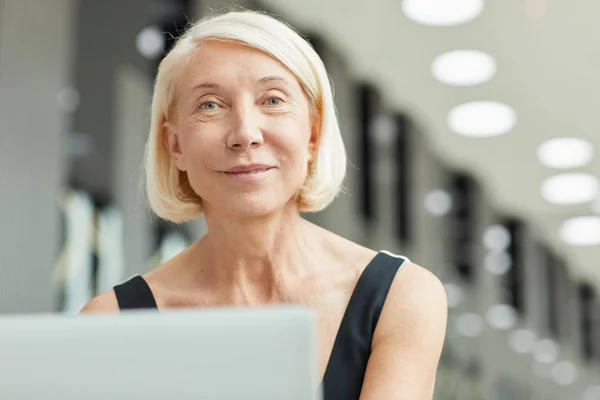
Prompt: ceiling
<box><xmin>263</xmin><ymin>0</ymin><xmax>600</xmax><ymax>287</ymax></box>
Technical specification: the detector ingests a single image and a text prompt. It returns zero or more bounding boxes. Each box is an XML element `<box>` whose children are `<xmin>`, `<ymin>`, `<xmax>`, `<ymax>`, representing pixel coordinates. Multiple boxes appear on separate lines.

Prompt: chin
<box><xmin>208</xmin><ymin>193</ymin><xmax>294</xmax><ymax>219</ymax></box>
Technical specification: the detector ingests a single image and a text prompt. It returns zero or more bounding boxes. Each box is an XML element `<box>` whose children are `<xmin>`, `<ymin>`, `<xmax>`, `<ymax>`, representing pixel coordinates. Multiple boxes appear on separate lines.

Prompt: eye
<box><xmin>265</xmin><ymin>97</ymin><xmax>283</xmax><ymax>106</ymax></box>
<box><xmin>199</xmin><ymin>101</ymin><xmax>219</xmax><ymax>110</ymax></box>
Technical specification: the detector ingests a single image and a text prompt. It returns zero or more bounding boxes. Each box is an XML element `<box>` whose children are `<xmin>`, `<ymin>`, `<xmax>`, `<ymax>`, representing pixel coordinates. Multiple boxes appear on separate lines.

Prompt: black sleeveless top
<box><xmin>113</xmin><ymin>251</ymin><xmax>407</xmax><ymax>400</ymax></box>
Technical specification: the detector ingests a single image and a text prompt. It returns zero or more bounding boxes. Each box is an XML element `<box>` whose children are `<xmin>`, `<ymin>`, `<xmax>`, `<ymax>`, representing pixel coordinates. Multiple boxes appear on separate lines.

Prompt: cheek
<box><xmin>180</xmin><ymin>125</ymin><xmax>221</xmax><ymax>170</ymax></box>
<box><xmin>180</xmin><ymin>135</ymin><xmax>221</xmax><ymax>200</ymax></box>
<box><xmin>271</xmin><ymin>114</ymin><xmax>313</xmax><ymax>162</ymax></box>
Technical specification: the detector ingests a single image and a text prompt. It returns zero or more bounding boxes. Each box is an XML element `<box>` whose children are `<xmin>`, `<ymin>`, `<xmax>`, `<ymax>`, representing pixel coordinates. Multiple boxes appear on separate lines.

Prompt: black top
<box><xmin>113</xmin><ymin>251</ymin><xmax>407</xmax><ymax>400</ymax></box>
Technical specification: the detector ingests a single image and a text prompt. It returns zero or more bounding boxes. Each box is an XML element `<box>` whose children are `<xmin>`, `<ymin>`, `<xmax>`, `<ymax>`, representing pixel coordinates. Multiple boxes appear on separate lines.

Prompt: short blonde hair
<box><xmin>145</xmin><ymin>10</ymin><xmax>347</xmax><ymax>223</ymax></box>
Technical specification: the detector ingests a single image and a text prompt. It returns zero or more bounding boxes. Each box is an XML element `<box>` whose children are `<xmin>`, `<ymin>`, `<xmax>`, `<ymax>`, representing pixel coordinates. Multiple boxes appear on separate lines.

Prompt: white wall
<box><xmin>113</xmin><ymin>65</ymin><xmax>154</xmax><ymax>280</ymax></box>
<box><xmin>0</xmin><ymin>0</ymin><xmax>76</xmax><ymax>313</ymax></box>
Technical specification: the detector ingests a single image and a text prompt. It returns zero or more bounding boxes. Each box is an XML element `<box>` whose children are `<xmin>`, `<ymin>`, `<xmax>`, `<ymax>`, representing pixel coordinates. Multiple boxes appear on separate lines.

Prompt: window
<box><xmin>538</xmin><ymin>244</ymin><xmax>560</xmax><ymax>338</ymax></box>
<box><xmin>356</xmin><ymin>83</ymin><xmax>380</xmax><ymax>222</ymax></box>
<box><xmin>502</xmin><ymin>218</ymin><xmax>525</xmax><ymax>315</ymax></box>
<box><xmin>447</xmin><ymin>173</ymin><xmax>476</xmax><ymax>282</ymax></box>
<box><xmin>578</xmin><ymin>284</ymin><xmax>595</xmax><ymax>361</ymax></box>
<box><xmin>393</xmin><ymin>113</ymin><xmax>412</xmax><ymax>244</ymax></box>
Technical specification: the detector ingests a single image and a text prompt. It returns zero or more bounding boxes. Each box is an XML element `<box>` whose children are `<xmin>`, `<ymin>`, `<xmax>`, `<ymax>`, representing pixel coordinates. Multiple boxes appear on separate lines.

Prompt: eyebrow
<box><xmin>258</xmin><ymin>75</ymin><xmax>289</xmax><ymax>85</ymax></box>
<box><xmin>191</xmin><ymin>82</ymin><xmax>222</xmax><ymax>91</ymax></box>
<box><xmin>191</xmin><ymin>76</ymin><xmax>291</xmax><ymax>92</ymax></box>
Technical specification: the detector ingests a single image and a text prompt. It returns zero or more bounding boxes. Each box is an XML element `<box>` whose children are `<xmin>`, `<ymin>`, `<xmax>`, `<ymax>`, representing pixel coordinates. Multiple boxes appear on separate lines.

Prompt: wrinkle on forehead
<box><xmin>170</xmin><ymin>39</ymin><xmax>314</xmax><ymax>116</ymax></box>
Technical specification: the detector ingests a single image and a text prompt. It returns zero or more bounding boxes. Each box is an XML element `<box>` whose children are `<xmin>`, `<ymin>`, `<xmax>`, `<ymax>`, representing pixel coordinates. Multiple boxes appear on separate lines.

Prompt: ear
<box><xmin>162</xmin><ymin>121</ymin><xmax>187</xmax><ymax>171</ymax></box>
<box><xmin>308</xmin><ymin>115</ymin><xmax>320</xmax><ymax>161</ymax></box>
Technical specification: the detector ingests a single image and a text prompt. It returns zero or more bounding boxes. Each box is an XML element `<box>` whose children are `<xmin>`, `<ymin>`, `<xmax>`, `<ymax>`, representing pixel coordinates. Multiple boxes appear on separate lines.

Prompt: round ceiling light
<box><xmin>551</xmin><ymin>361</ymin><xmax>578</xmax><ymax>386</ymax></box>
<box><xmin>447</xmin><ymin>101</ymin><xmax>516</xmax><ymax>137</ymax></box>
<box><xmin>424</xmin><ymin>189</ymin><xmax>453</xmax><ymax>216</ymax></box>
<box><xmin>541</xmin><ymin>173</ymin><xmax>599</xmax><ymax>205</ymax></box>
<box><xmin>455</xmin><ymin>313</ymin><xmax>484</xmax><ymax>337</ymax></box>
<box><xmin>560</xmin><ymin>216</ymin><xmax>600</xmax><ymax>246</ymax></box>
<box><xmin>483</xmin><ymin>224</ymin><xmax>511</xmax><ymax>251</ymax></box>
<box><xmin>537</xmin><ymin>138</ymin><xmax>594</xmax><ymax>169</ymax></box>
<box><xmin>432</xmin><ymin>50</ymin><xmax>496</xmax><ymax>86</ymax></box>
<box><xmin>402</xmin><ymin>0</ymin><xmax>484</xmax><ymax>26</ymax></box>
<box><xmin>485</xmin><ymin>304</ymin><xmax>517</xmax><ymax>330</ymax></box>
<box><xmin>136</xmin><ymin>26</ymin><xmax>164</xmax><ymax>59</ymax></box>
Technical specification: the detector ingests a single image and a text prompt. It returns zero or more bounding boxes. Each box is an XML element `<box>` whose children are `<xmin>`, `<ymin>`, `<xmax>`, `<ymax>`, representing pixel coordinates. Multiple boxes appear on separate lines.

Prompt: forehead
<box><xmin>178</xmin><ymin>40</ymin><xmax>300</xmax><ymax>92</ymax></box>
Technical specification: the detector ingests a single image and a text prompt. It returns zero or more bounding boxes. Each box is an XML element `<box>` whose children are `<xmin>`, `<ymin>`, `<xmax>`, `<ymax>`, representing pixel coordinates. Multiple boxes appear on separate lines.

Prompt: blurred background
<box><xmin>1</xmin><ymin>0</ymin><xmax>600</xmax><ymax>398</ymax></box>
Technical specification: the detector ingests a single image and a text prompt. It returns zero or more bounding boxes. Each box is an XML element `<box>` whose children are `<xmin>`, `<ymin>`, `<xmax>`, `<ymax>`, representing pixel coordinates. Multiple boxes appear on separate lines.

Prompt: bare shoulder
<box><xmin>79</xmin><ymin>290</ymin><xmax>120</xmax><ymax>314</ymax></box>
<box><xmin>376</xmin><ymin>260</ymin><xmax>448</xmax><ymax>342</ymax></box>
<box><xmin>357</xmin><ymin>262</ymin><xmax>447</xmax><ymax>397</ymax></box>
<box><xmin>392</xmin><ymin>261</ymin><xmax>447</xmax><ymax>303</ymax></box>
<box><xmin>314</xmin><ymin>223</ymin><xmax>378</xmax><ymax>271</ymax></box>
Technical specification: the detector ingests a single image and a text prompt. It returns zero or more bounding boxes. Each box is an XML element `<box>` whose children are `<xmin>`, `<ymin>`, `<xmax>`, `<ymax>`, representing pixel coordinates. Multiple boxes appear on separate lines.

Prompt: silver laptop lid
<box><xmin>0</xmin><ymin>306</ymin><xmax>321</xmax><ymax>400</ymax></box>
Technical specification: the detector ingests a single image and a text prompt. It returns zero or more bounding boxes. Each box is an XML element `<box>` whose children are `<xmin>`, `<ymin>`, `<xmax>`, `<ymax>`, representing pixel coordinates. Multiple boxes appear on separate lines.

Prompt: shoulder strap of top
<box><xmin>113</xmin><ymin>275</ymin><xmax>158</xmax><ymax>310</ymax></box>
<box><xmin>322</xmin><ymin>251</ymin><xmax>408</xmax><ymax>399</ymax></box>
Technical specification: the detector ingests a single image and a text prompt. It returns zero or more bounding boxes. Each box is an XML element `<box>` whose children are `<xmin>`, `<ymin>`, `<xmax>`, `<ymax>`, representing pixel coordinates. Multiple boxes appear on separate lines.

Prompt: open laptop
<box><xmin>0</xmin><ymin>306</ymin><xmax>321</xmax><ymax>400</ymax></box>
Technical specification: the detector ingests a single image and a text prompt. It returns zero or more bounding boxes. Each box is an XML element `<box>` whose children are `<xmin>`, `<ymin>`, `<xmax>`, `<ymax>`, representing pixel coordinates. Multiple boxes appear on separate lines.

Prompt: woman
<box><xmin>82</xmin><ymin>9</ymin><xmax>447</xmax><ymax>399</ymax></box>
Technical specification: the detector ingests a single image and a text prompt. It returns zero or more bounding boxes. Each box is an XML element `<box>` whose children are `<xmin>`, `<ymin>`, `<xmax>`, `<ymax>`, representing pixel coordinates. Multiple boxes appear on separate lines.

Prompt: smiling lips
<box><xmin>224</xmin><ymin>164</ymin><xmax>275</xmax><ymax>181</ymax></box>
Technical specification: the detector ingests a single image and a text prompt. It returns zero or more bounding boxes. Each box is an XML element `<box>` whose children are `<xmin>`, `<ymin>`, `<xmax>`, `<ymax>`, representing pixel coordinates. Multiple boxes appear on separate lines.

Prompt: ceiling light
<box><xmin>541</xmin><ymin>173</ymin><xmax>599</xmax><ymax>205</ymax></box>
<box><xmin>485</xmin><ymin>304</ymin><xmax>517</xmax><ymax>330</ymax></box>
<box><xmin>424</xmin><ymin>189</ymin><xmax>453</xmax><ymax>216</ymax></box>
<box><xmin>455</xmin><ymin>313</ymin><xmax>484</xmax><ymax>337</ymax></box>
<box><xmin>537</xmin><ymin>138</ymin><xmax>594</xmax><ymax>169</ymax></box>
<box><xmin>551</xmin><ymin>361</ymin><xmax>578</xmax><ymax>386</ymax></box>
<box><xmin>560</xmin><ymin>216</ymin><xmax>600</xmax><ymax>246</ymax></box>
<box><xmin>432</xmin><ymin>50</ymin><xmax>496</xmax><ymax>86</ymax></box>
<box><xmin>136</xmin><ymin>26</ymin><xmax>164</xmax><ymax>59</ymax></box>
<box><xmin>402</xmin><ymin>0</ymin><xmax>484</xmax><ymax>26</ymax></box>
<box><xmin>447</xmin><ymin>101</ymin><xmax>516</xmax><ymax>137</ymax></box>
<box><xmin>483</xmin><ymin>224</ymin><xmax>511</xmax><ymax>251</ymax></box>
<box><xmin>57</xmin><ymin>87</ymin><xmax>80</xmax><ymax>112</ymax></box>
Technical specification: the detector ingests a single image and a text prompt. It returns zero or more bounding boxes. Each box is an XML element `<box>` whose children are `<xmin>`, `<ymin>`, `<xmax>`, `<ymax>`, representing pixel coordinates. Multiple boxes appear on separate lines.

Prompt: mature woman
<box><xmin>82</xmin><ymin>9</ymin><xmax>447</xmax><ymax>399</ymax></box>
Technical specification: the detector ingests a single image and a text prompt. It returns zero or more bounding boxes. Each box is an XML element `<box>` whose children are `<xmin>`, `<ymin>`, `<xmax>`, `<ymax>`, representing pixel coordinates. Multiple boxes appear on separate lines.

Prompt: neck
<box><xmin>191</xmin><ymin>203</ymin><xmax>318</xmax><ymax>304</ymax></box>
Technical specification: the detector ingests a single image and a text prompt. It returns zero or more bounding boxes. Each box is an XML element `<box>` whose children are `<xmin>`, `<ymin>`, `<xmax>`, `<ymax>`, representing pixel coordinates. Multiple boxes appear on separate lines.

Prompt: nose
<box><xmin>226</xmin><ymin>104</ymin><xmax>264</xmax><ymax>151</ymax></box>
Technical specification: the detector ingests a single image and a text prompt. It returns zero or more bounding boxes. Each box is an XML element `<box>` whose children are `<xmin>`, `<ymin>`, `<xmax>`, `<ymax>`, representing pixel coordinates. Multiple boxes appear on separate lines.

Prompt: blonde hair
<box><xmin>144</xmin><ymin>9</ymin><xmax>347</xmax><ymax>223</ymax></box>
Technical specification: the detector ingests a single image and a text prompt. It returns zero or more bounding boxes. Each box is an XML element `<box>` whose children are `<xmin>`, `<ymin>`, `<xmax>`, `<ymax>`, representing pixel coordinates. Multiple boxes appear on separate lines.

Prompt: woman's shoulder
<box><xmin>375</xmin><ymin>259</ymin><xmax>447</xmax><ymax>340</ymax></box>
<box><xmin>79</xmin><ymin>290</ymin><xmax>120</xmax><ymax>313</ymax></box>
<box><xmin>320</xmin><ymin>234</ymin><xmax>377</xmax><ymax>276</ymax></box>
<box><xmin>315</xmin><ymin>223</ymin><xmax>374</xmax><ymax>260</ymax></box>
<box><xmin>319</xmin><ymin>223</ymin><xmax>444</xmax><ymax>319</ymax></box>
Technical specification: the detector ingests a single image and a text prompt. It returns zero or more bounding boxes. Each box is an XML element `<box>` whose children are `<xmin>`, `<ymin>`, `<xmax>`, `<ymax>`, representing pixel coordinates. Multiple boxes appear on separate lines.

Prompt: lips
<box><xmin>227</xmin><ymin>169</ymin><xmax>269</xmax><ymax>176</ymax></box>
<box><xmin>226</xmin><ymin>164</ymin><xmax>274</xmax><ymax>174</ymax></box>
<box><xmin>222</xmin><ymin>164</ymin><xmax>275</xmax><ymax>181</ymax></box>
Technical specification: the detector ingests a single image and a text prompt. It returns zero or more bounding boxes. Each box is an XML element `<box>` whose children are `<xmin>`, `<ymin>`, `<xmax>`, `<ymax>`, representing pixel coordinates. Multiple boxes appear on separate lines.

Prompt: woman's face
<box><xmin>165</xmin><ymin>40</ymin><xmax>316</xmax><ymax>218</ymax></box>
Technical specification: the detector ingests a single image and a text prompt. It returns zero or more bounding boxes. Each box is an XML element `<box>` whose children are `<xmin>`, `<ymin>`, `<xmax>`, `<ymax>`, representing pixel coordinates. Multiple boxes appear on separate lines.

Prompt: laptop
<box><xmin>0</xmin><ymin>306</ymin><xmax>321</xmax><ymax>400</ymax></box>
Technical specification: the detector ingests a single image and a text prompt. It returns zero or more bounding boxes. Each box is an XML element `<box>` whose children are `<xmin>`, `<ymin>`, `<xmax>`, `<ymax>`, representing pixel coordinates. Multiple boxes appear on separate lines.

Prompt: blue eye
<box><xmin>266</xmin><ymin>97</ymin><xmax>282</xmax><ymax>106</ymax></box>
<box><xmin>200</xmin><ymin>101</ymin><xmax>218</xmax><ymax>110</ymax></box>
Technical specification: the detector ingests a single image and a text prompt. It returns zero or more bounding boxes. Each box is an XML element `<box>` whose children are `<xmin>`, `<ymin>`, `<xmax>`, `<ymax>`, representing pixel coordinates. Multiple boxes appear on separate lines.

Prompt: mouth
<box><xmin>227</xmin><ymin>169</ymin><xmax>270</xmax><ymax>176</ymax></box>
<box><xmin>225</xmin><ymin>164</ymin><xmax>274</xmax><ymax>173</ymax></box>
<box><xmin>223</xmin><ymin>164</ymin><xmax>275</xmax><ymax>180</ymax></box>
